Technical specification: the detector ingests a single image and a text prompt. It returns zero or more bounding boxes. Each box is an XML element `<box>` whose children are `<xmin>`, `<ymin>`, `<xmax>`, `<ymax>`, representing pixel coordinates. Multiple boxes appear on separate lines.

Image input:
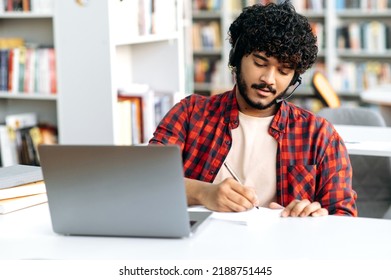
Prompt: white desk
<box><xmin>1</xmin><ymin>203</ymin><xmax>391</xmax><ymax>260</ymax></box>
<box><xmin>334</xmin><ymin>125</ymin><xmax>391</xmax><ymax>157</ymax></box>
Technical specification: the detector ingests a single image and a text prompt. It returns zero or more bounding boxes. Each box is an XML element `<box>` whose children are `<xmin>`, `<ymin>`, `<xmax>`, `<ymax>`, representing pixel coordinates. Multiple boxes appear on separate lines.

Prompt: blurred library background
<box><xmin>1</xmin><ymin>0</ymin><xmax>391</xmax><ymax>158</ymax></box>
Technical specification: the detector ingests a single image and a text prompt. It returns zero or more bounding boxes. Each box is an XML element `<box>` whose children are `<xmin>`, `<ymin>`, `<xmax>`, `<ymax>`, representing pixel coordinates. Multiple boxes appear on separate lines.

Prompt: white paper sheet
<box><xmin>211</xmin><ymin>207</ymin><xmax>283</xmax><ymax>226</ymax></box>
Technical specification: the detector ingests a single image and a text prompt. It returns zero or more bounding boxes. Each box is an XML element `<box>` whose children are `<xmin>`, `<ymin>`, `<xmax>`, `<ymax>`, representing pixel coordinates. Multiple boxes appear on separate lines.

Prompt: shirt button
<box><xmin>209</xmin><ymin>170</ymin><xmax>215</xmax><ymax>175</ymax></box>
<box><xmin>225</xmin><ymin>140</ymin><xmax>231</xmax><ymax>145</ymax></box>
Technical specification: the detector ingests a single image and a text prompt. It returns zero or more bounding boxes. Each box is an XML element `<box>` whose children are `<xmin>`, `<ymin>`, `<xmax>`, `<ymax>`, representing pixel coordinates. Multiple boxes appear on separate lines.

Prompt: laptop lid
<box><xmin>38</xmin><ymin>145</ymin><xmax>211</xmax><ymax>238</ymax></box>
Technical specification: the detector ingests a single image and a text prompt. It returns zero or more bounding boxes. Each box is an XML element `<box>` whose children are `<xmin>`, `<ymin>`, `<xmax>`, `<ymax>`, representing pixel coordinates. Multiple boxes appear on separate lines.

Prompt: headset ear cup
<box><xmin>229</xmin><ymin>48</ymin><xmax>235</xmax><ymax>67</ymax></box>
<box><xmin>229</xmin><ymin>35</ymin><xmax>241</xmax><ymax>68</ymax></box>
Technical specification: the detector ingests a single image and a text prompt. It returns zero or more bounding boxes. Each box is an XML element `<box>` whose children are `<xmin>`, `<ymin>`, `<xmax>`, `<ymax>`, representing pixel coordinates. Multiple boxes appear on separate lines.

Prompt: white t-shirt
<box><xmin>213</xmin><ymin>112</ymin><xmax>277</xmax><ymax>207</ymax></box>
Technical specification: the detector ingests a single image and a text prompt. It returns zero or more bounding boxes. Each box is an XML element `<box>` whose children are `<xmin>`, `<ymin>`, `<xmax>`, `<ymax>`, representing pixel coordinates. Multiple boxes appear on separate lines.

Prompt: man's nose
<box><xmin>260</xmin><ymin>67</ymin><xmax>276</xmax><ymax>85</ymax></box>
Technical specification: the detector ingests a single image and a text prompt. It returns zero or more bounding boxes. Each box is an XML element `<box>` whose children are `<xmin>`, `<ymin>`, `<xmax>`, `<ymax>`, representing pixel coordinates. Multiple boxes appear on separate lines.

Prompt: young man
<box><xmin>149</xmin><ymin>1</ymin><xmax>357</xmax><ymax>217</ymax></box>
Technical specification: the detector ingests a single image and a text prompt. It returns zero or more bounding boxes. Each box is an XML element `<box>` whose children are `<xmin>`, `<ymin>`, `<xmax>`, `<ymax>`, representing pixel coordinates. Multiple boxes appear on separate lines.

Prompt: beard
<box><xmin>236</xmin><ymin>67</ymin><xmax>283</xmax><ymax>110</ymax></box>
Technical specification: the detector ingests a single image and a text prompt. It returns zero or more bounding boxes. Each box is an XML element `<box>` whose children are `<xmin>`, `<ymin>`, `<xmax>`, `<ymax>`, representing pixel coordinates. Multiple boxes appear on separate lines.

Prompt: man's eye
<box><xmin>279</xmin><ymin>69</ymin><xmax>289</xmax><ymax>75</ymax></box>
<box><xmin>254</xmin><ymin>61</ymin><xmax>266</xmax><ymax>67</ymax></box>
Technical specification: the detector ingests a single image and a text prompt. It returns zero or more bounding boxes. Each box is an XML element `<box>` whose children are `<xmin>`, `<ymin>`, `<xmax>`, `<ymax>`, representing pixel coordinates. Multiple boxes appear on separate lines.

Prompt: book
<box><xmin>18</xmin><ymin>46</ymin><xmax>26</xmax><ymax>92</ymax></box>
<box><xmin>4</xmin><ymin>113</ymin><xmax>40</xmax><ymax>166</ymax></box>
<box><xmin>0</xmin><ymin>193</ymin><xmax>47</xmax><ymax>214</ymax></box>
<box><xmin>116</xmin><ymin>99</ymin><xmax>133</xmax><ymax>145</ymax></box>
<box><xmin>48</xmin><ymin>47</ymin><xmax>57</xmax><ymax>94</ymax></box>
<box><xmin>0</xmin><ymin>125</ymin><xmax>19</xmax><ymax>167</ymax></box>
<box><xmin>18</xmin><ymin>127</ymin><xmax>40</xmax><ymax>166</ymax></box>
<box><xmin>118</xmin><ymin>84</ymin><xmax>155</xmax><ymax>143</ymax></box>
<box><xmin>0</xmin><ymin>49</ymin><xmax>9</xmax><ymax>91</ymax></box>
<box><xmin>0</xmin><ymin>180</ymin><xmax>46</xmax><ymax>200</ymax></box>
<box><xmin>0</xmin><ymin>165</ymin><xmax>43</xmax><ymax>190</ymax></box>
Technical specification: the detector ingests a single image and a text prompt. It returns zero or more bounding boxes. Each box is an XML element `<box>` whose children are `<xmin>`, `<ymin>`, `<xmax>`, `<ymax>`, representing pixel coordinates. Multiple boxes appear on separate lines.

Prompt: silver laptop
<box><xmin>38</xmin><ymin>145</ymin><xmax>211</xmax><ymax>238</ymax></box>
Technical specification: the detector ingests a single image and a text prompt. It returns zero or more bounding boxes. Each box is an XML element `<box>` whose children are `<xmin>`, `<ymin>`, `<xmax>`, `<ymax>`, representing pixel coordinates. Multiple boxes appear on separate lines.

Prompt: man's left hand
<box><xmin>269</xmin><ymin>199</ymin><xmax>329</xmax><ymax>217</ymax></box>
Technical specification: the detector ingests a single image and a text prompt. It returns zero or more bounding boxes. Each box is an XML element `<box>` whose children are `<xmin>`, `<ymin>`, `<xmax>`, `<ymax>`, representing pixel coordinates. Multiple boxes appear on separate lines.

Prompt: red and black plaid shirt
<box><xmin>150</xmin><ymin>88</ymin><xmax>357</xmax><ymax>216</ymax></box>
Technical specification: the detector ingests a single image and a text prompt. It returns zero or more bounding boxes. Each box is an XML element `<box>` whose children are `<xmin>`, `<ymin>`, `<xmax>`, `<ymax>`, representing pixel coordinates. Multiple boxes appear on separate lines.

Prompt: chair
<box><xmin>312</xmin><ymin>71</ymin><xmax>341</xmax><ymax>108</ymax></box>
<box><xmin>317</xmin><ymin>107</ymin><xmax>391</xmax><ymax>218</ymax></box>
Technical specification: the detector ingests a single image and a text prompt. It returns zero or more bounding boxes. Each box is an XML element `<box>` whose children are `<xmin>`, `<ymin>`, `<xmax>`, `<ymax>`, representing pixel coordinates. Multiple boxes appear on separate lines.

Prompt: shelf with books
<box><xmin>0</xmin><ymin>0</ymin><xmax>53</xmax><ymax>14</ymax></box>
<box><xmin>0</xmin><ymin>1</ymin><xmax>58</xmax><ymax>144</ymax></box>
<box><xmin>191</xmin><ymin>1</ymin><xmax>225</xmax><ymax>95</ymax></box>
<box><xmin>290</xmin><ymin>1</ymin><xmax>326</xmax><ymax>97</ymax></box>
<box><xmin>333</xmin><ymin>2</ymin><xmax>391</xmax><ymax>98</ymax></box>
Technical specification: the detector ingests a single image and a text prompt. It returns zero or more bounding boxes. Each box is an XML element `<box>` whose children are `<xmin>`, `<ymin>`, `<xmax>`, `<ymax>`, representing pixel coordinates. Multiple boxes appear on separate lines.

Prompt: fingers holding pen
<box><xmin>223</xmin><ymin>162</ymin><xmax>259</xmax><ymax>209</ymax></box>
<box><xmin>205</xmin><ymin>178</ymin><xmax>259</xmax><ymax>212</ymax></box>
<box><xmin>222</xmin><ymin>178</ymin><xmax>259</xmax><ymax>211</ymax></box>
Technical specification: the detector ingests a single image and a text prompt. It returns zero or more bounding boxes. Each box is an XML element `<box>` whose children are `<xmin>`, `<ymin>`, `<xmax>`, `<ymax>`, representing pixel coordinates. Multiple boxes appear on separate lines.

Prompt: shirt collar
<box><xmin>225</xmin><ymin>86</ymin><xmax>240</xmax><ymax>128</ymax></box>
<box><xmin>270</xmin><ymin>100</ymin><xmax>289</xmax><ymax>133</ymax></box>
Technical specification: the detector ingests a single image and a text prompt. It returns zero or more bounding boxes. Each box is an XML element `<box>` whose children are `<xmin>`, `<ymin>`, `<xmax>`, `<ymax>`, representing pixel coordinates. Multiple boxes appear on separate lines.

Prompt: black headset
<box><xmin>228</xmin><ymin>35</ymin><xmax>241</xmax><ymax>69</ymax></box>
<box><xmin>290</xmin><ymin>72</ymin><xmax>300</xmax><ymax>86</ymax></box>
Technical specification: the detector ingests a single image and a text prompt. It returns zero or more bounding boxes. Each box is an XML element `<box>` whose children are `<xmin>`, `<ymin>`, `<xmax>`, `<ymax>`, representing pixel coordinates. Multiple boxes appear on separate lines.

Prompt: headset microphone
<box><xmin>276</xmin><ymin>75</ymin><xmax>302</xmax><ymax>103</ymax></box>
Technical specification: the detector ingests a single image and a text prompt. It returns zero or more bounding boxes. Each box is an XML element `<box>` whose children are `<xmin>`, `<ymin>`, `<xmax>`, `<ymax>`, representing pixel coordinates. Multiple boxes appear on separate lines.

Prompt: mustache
<box><xmin>251</xmin><ymin>83</ymin><xmax>277</xmax><ymax>94</ymax></box>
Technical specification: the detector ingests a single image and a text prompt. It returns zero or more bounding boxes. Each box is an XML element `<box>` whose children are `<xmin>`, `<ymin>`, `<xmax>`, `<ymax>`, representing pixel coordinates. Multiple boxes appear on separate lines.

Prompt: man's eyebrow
<box><xmin>252</xmin><ymin>53</ymin><xmax>268</xmax><ymax>62</ymax></box>
<box><xmin>284</xmin><ymin>64</ymin><xmax>295</xmax><ymax>69</ymax></box>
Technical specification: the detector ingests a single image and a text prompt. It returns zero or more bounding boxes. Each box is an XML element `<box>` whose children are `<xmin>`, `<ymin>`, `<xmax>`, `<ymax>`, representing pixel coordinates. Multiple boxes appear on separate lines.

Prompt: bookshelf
<box><xmin>334</xmin><ymin>3</ymin><xmax>391</xmax><ymax>97</ymax></box>
<box><xmin>293</xmin><ymin>0</ymin><xmax>391</xmax><ymax>104</ymax></box>
<box><xmin>0</xmin><ymin>2</ymin><xmax>57</xmax><ymax>132</ymax></box>
<box><xmin>54</xmin><ymin>0</ymin><xmax>186</xmax><ymax>145</ymax></box>
<box><xmin>190</xmin><ymin>0</ymin><xmax>391</xmax><ymax>110</ymax></box>
<box><xmin>191</xmin><ymin>0</ymin><xmax>237</xmax><ymax>95</ymax></box>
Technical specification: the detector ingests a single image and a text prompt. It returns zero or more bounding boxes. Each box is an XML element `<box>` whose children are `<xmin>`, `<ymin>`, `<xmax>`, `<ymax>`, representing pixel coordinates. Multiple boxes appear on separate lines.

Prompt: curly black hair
<box><xmin>228</xmin><ymin>1</ymin><xmax>318</xmax><ymax>74</ymax></box>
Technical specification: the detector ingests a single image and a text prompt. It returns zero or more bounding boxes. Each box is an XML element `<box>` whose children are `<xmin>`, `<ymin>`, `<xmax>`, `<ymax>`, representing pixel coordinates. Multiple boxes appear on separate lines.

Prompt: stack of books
<box><xmin>0</xmin><ymin>165</ymin><xmax>47</xmax><ymax>214</ymax></box>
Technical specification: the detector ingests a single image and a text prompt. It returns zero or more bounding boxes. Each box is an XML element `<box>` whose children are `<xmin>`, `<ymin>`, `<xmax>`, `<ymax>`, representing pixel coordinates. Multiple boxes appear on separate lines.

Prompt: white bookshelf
<box><xmin>54</xmin><ymin>0</ymin><xmax>186</xmax><ymax>144</ymax></box>
<box><xmin>0</xmin><ymin>7</ymin><xmax>57</xmax><ymax>128</ymax></box>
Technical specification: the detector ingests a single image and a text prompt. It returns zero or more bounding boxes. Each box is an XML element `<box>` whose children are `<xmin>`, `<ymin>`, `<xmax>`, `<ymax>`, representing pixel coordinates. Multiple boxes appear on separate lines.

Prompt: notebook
<box><xmin>38</xmin><ymin>145</ymin><xmax>211</xmax><ymax>238</ymax></box>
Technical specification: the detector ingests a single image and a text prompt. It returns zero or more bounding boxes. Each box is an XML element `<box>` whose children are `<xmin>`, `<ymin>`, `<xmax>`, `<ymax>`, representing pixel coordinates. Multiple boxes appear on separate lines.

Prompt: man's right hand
<box><xmin>185</xmin><ymin>178</ymin><xmax>259</xmax><ymax>212</ymax></box>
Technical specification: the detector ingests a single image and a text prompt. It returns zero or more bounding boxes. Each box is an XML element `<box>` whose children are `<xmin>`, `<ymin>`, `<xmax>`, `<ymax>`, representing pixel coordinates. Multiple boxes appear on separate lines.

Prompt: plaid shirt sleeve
<box><xmin>315</xmin><ymin>129</ymin><xmax>357</xmax><ymax>216</ymax></box>
<box><xmin>275</xmin><ymin>103</ymin><xmax>357</xmax><ymax>217</ymax></box>
<box><xmin>148</xmin><ymin>97</ymin><xmax>190</xmax><ymax>149</ymax></box>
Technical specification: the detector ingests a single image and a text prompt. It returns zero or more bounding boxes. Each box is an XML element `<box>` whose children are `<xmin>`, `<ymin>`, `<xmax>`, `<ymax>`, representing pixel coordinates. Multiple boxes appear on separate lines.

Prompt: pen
<box><xmin>223</xmin><ymin>162</ymin><xmax>259</xmax><ymax>209</ymax></box>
